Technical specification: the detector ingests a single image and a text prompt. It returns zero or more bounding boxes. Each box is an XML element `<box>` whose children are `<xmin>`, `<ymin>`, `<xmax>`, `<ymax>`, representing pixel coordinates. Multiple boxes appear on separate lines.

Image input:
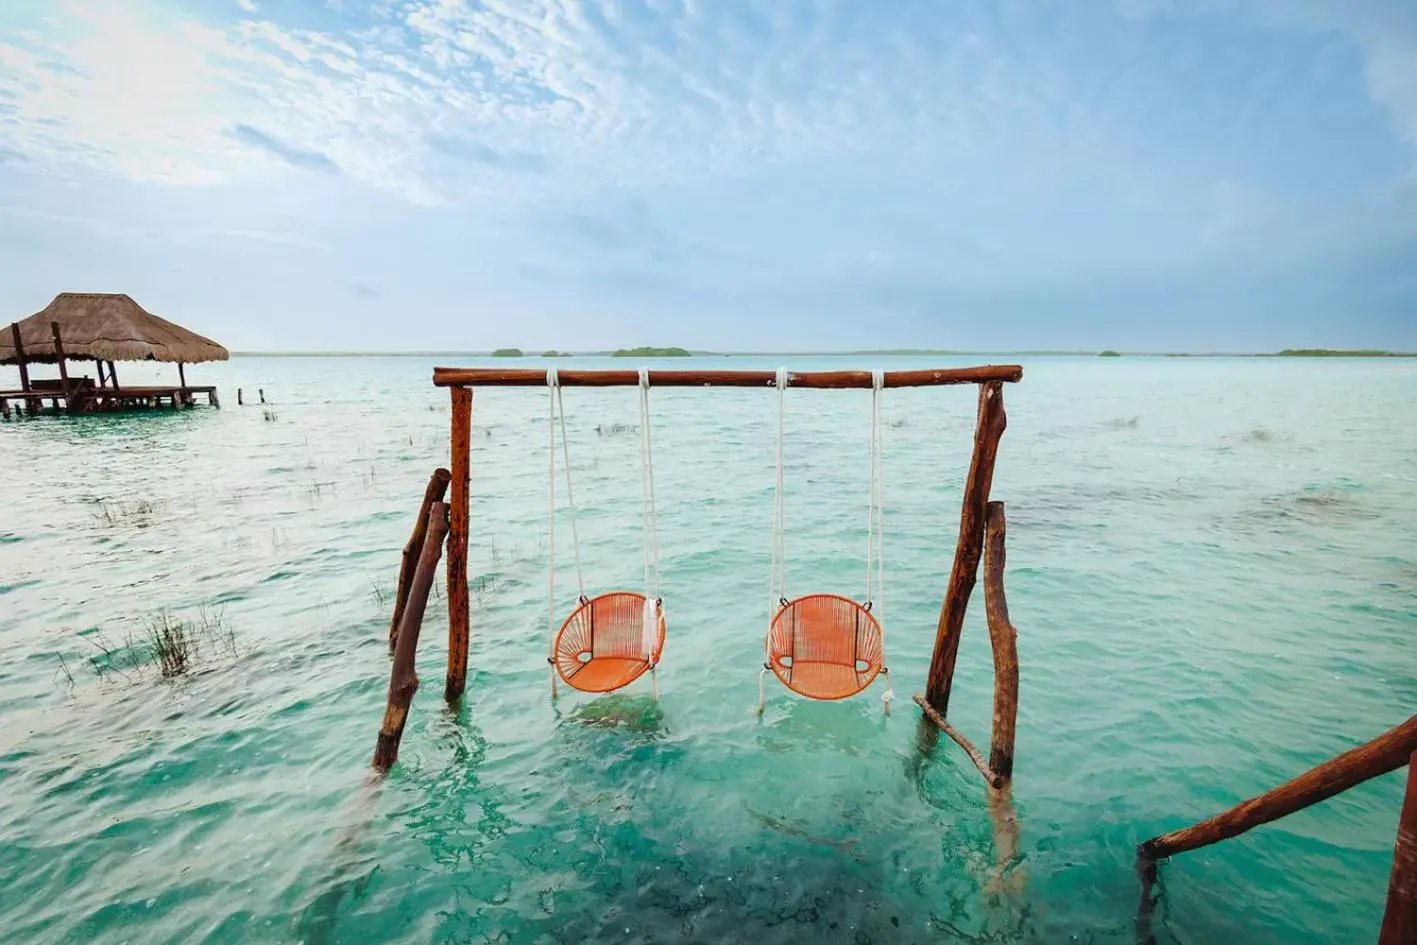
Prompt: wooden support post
<box><xmin>372</xmin><ymin>501</ymin><xmax>449</xmax><ymax>771</ymax></box>
<box><xmin>925</xmin><ymin>380</ymin><xmax>1007</xmax><ymax>715</ymax></box>
<box><xmin>391</xmin><ymin>468</ymin><xmax>452</xmax><ymax>648</ymax></box>
<box><xmin>259</xmin><ymin>388</ymin><xmax>265</xmax><ymax>404</ymax></box>
<box><xmin>914</xmin><ymin>692</ymin><xmax>1003</xmax><ymax>789</ymax></box>
<box><xmin>107</xmin><ymin>361</ymin><xmax>118</xmax><ymax>387</ymax></box>
<box><xmin>0</xmin><ymin>397</ymin><xmax>9</xmax><ymax>420</ymax></box>
<box><xmin>10</xmin><ymin>322</ymin><xmax>30</xmax><ymax>394</ymax></box>
<box><xmin>50</xmin><ymin>322</ymin><xmax>70</xmax><ymax>397</ymax></box>
<box><xmin>209</xmin><ymin>389</ymin><xmax>219</xmax><ymax>407</ymax></box>
<box><xmin>1139</xmin><ymin>714</ymin><xmax>1417</xmax><ymax>863</ymax></box>
<box><xmin>238</xmin><ymin>388</ymin><xmax>243</xmax><ymax>405</ymax></box>
<box><xmin>444</xmin><ymin>386</ymin><xmax>473</xmax><ymax>703</ymax></box>
<box><xmin>178</xmin><ymin>362</ymin><xmax>187</xmax><ymax>390</ymax></box>
<box><xmin>96</xmin><ymin>361</ymin><xmax>106</xmax><ymax>388</ymax></box>
<box><xmin>1380</xmin><ymin>751</ymin><xmax>1417</xmax><ymax>945</ymax></box>
<box><xmin>984</xmin><ymin>502</ymin><xmax>1019</xmax><ymax>783</ymax></box>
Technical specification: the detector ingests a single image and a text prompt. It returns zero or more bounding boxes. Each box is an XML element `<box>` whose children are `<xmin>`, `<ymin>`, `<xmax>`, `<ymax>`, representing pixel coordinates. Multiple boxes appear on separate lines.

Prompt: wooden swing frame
<box><xmin>375</xmin><ymin>364</ymin><xmax>1024</xmax><ymax>779</ymax></box>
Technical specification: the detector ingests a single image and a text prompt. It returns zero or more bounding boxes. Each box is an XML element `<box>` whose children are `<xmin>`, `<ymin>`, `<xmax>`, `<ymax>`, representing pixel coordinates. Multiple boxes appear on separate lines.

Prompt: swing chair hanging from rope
<box><xmin>547</xmin><ymin>368</ymin><xmax>666</xmax><ymax>696</ymax></box>
<box><xmin>762</xmin><ymin>369</ymin><xmax>894</xmax><ymax>708</ymax></box>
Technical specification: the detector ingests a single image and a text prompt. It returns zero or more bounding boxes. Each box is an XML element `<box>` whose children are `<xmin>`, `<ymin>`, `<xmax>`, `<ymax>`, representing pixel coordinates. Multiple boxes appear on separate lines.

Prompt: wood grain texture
<box><xmin>432</xmin><ymin>365</ymin><xmax>1023</xmax><ymax>389</ymax></box>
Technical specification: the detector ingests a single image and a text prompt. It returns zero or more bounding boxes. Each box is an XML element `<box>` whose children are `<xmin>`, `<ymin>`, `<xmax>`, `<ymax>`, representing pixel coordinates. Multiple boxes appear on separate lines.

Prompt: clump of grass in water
<box><xmin>92</xmin><ymin>497</ymin><xmax>163</xmax><ymax>528</ymax></box>
<box><xmin>595</xmin><ymin>423</ymin><xmax>638</xmax><ymax>436</ymax></box>
<box><xmin>263</xmin><ymin>409</ymin><xmax>278</xmax><ymax>422</ymax></box>
<box><xmin>1244</xmin><ymin>426</ymin><xmax>1276</xmax><ymax>443</ymax></box>
<box><xmin>84</xmin><ymin>607</ymin><xmax>239</xmax><ymax>681</ymax></box>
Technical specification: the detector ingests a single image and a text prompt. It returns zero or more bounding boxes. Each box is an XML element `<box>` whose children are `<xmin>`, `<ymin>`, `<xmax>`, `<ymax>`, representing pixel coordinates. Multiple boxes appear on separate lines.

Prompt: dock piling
<box><xmin>392</xmin><ymin>468</ymin><xmax>452</xmax><ymax>649</ymax></box>
<box><xmin>444</xmin><ymin>387</ymin><xmax>472</xmax><ymax>703</ymax></box>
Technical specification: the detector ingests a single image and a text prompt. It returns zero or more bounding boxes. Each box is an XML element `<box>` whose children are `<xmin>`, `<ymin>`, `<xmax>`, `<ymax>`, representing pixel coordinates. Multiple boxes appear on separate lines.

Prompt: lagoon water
<box><xmin>1</xmin><ymin>355</ymin><xmax>1414</xmax><ymax>944</ymax></box>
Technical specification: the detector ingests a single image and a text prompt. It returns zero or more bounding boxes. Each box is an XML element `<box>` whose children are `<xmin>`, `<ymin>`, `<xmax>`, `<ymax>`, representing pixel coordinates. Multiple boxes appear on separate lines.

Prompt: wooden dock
<box><xmin>0</xmin><ymin>381</ymin><xmax>218</xmax><ymax>419</ymax></box>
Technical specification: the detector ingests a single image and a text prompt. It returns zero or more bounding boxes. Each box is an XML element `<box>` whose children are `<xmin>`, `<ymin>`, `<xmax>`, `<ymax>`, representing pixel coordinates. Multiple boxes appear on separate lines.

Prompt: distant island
<box><xmin>612</xmin><ymin>346</ymin><xmax>692</xmax><ymax>358</ymax></box>
<box><xmin>1099</xmin><ymin>350</ymin><xmax>1121</xmax><ymax>357</ymax></box>
<box><xmin>540</xmin><ymin>350</ymin><xmax>573</xmax><ymax>358</ymax></box>
<box><xmin>1272</xmin><ymin>349</ymin><xmax>1412</xmax><ymax>358</ymax></box>
<box><xmin>492</xmin><ymin>348</ymin><xmax>524</xmax><ymax>358</ymax></box>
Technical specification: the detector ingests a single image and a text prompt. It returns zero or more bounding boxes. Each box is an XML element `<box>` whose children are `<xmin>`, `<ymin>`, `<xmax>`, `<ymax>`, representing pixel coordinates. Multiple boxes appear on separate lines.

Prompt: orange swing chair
<box><xmin>757</xmin><ymin>369</ymin><xmax>894</xmax><ymax>713</ymax></box>
<box><xmin>546</xmin><ymin>368</ymin><xmax>666</xmax><ymax>698</ymax></box>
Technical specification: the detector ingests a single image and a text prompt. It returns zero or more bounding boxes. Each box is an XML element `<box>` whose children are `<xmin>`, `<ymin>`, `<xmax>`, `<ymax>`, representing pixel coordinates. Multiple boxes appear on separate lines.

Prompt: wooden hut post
<box><xmin>391</xmin><ymin>468</ymin><xmax>452</xmax><ymax>648</ymax></box>
<box><xmin>107</xmin><ymin>361</ymin><xmax>119</xmax><ymax>388</ymax></box>
<box><xmin>444</xmin><ymin>386</ymin><xmax>473</xmax><ymax>703</ymax></box>
<box><xmin>372</xmin><ymin>501</ymin><xmax>450</xmax><ymax>771</ymax></box>
<box><xmin>177</xmin><ymin>362</ymin><xmax>188</xmax><ymax>404</ymax></box>
<box><xmin>96</xmin><ymin>361</ymin><xmax>107</xmax><ymax>387</ymax></box>
<box><xmin>9</xmin><ymin>323</ymin><xmax>30</xmax><ymax>394</ymax></box>
<box><xmin>983</xmin><ymin>502</ymin><xmax>1020</xmax><ymax>782</ymax></box>
<box><xmin>1379</xmin><ymin>750</ymin><xmax>1417</xmax><ymax>945</ymax></box>
<box><xmin>50</xmin><ymin>322</ymin><xmax>70</xmax><ymax>395</ymax></box>
<box><xmin>925</xmin><ymin>380</ymin><xmax>1007</xmax><ymax>715</ymax></box>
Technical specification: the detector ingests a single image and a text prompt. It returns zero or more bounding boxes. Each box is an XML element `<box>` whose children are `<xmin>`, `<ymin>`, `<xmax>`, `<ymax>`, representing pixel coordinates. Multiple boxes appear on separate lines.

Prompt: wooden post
<box><xmin>238</xmin><ymin>388</ymin><xmax>243</xmax><ymax>405</ymax></box>
<box><xmin>10</xmin><ymin>323</ymin><xmax>30</xmax><ymax>393</ymax></box>
<box><xmin>372</xmin><ymin>501</ymin><xmax>449</xmax><ymax>771</ymax></box>
<box><xmin>107</xmin><ymin>361</ymin><xmax>118</xmax><ymax>388</ymax></box>
<box><xmin>259</xmin><ymin>388</ymin><xmax>265</xmax><ymax>404</ymax></box>
<box><xmin>96</xmin><ymin>361</ymin><xmax>106</xmax><ymax>388</ymax></box>
<box><xmin>1139</xmin><ymin>714</ymin><xmax>1417</xmax><ymax>863</ymax></box>
<box><xmin>925</xmin><ymin>380</ymin><xmax>1007</xmax><ymax>715</ymax></box>
<box><xmin>178</xmin><ymin>362</ymin><xmax>187</xmax><ymax>389</ymax></box>
<box><xmin>984</xmin><ymin>502</ymin><xmax>1019</xmax><ymax>782</ymax></box>
<box><xmin>444</xmin><ymin>386</ymin><xmax>473</xmax><ymax>703</ymax></box>
<box><xmin>914</xmin><ymin>692</ymin><xmax>1003</xmax><ymax>789</ymax></box>
<box><xmin>1379</xmin><ymin>751</ymin><xmax>1417</xmax><ymax>945</ymax></box>
<box><xmin>50</xmin><ymin>322</ymin><xmax>70</xmax><ymax>396</ymax></box>
<box><xmin>391</xmin><ymin>468</ymin><xmax>452</xmax><ymax>648</ymax></box>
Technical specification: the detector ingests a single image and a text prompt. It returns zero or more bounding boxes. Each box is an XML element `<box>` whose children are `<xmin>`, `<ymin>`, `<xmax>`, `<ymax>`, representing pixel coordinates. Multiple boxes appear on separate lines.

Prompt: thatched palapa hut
<box><xmin>1</xmin><ymin>293</ymin><xmax>228</xmax><ymax>417</ymax></box>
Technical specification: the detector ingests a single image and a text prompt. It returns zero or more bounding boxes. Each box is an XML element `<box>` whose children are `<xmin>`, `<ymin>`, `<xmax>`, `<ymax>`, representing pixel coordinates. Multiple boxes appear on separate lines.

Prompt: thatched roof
<box><xmin>0</xmin><ymin>293</ymin><xmax>228</xmax><ymax>365</ymax></box>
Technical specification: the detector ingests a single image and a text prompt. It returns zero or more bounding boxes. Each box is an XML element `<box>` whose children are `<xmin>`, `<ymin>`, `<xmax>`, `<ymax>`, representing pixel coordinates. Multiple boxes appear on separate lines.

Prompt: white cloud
<box><xmin>237</xmin><ymin>0</ymin><xmax>259</xmax><ymax>13</ymax></box>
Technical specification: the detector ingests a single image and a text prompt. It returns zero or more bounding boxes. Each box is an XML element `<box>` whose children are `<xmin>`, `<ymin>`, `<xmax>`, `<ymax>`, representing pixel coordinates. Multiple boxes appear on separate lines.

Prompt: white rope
<box><xmin>547</xmin><ymin>368</ymin><xmax>559</xmax><ymax>699</ymax></box>
<box><xmin>759</xmin><ymin>367</ymin><xmax>789</xmax><ymax>716</ymax></box>
<box><xmin>555</xmin><ymin>384</ymin><xmax>586</xmax><ymax>601</ymax></box>
<box><xmin>638</xmin><ymin>369</ymin><xmax>663</xmax><ymax>668</ymax></box>
<box><xmin>867</xmin><ymin>369</ymin><xmax>893</xmax><ymax>715</ymax></box>
<box><xmin>771</xmin><ymin>367</ymin><xmax>788</xmax><ymax>610</ymax></box>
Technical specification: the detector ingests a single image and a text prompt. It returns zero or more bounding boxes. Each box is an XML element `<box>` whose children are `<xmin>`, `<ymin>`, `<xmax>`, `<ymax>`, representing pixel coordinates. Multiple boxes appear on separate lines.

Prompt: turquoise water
<box><xmin>1</xmin><ymin>355</ymin><xmax>1414</xmax><ymax>944</ymax></box>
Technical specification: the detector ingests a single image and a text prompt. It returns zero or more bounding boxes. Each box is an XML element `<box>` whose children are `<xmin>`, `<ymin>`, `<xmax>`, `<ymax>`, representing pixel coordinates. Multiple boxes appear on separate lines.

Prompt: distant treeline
<box><xmin>611</xmin><ymin>347</ymin><xmax>692</xmax><ymax>358</ymax></box>
<box><xmin>1272</xmin><ymin>349</ymin><xmax>1414</xmax><ymax>358</ymax></box>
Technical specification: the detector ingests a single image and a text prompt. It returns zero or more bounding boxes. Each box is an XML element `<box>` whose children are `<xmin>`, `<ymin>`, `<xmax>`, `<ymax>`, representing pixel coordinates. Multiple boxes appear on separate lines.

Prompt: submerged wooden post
<box><xmin>1379</xmin><ymin>751</ymin><xmax>1417</xmax><ymax>945</ymax></box>
<box><xmin>237</xmin><ymin>388</ymin><xmax>243</xmax><ymax>405</ymax></box>
<box><xmin>983</xmin><ymin>502</ymin><xmax>1019</xmax><ymax>783</ymax></box>
<box><xmin>372</xmin><ymin>501</ymin><xmax>449</xmax><ymax>771</ymax></box>
<box><xmin>444</xmin><ymin>386</ymin><xmax>473</xmax><ymax>703</ymax></box>
<box><xmin>925</xmin><ymin>380</ymin><xmax>1007</xmax><ymax>715</ymax></box>
<box><xmin>391</xmin><ymin>467</ymin><xmax>452</xmax><ymax>648</ymax></box>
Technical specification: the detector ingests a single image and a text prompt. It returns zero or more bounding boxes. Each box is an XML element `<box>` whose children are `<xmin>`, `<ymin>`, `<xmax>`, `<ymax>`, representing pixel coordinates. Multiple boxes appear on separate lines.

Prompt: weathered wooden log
<box><xmin>983</xmin><ymin>501</ymin><xmax>1019</xmax><ymax>782</ymax></box>
<box><xmin>914</xmin><ymin>692</ymin><xmax>1004</xmax><ymax>789</ymax></box>
<box><xmin>259</xmin><ymin>388</ymin><xmax>265</xmax><ymax>404</ymax></box>
<box><xmin>1139</xmin><ymin>714</ymin><xmax>1417</xmax><ymax>862</ymax></box>
<box><xmin>444</xmin><ymin>386</ymin><xmax>472</xmax><ymax>703</ymax></box>
<box><xmin>1379</xmin><ymin>751</ymin><xmax>1417</xmax><ymax>945</ymax></box>
<box><xmin>373</xmin><ymin>500</ymin><xmax>449</xmax><ymax>771</ymax></box>
<box><xmin>433</xmin><ymin>365</ymin><xmax>1024</xmax><ymax>389</ymax></box>
<box><xmin>237</xmin><ymin>388</ymin><xmax>243</xmax><ymax>405</ymax></box>
<box><xmin>390</xmin><ymin>468</ymin><xmax>452</xmax><ymax>648</ymax></box>
<box><xmin>10</xmin><ymin>322</ymin><xmax>30</xmax><ymax>393</ymax></box>
<box><xmin>926</xmin><ymin>380</ymin><xmax>1007</xmax><ymax>715</ymax></box>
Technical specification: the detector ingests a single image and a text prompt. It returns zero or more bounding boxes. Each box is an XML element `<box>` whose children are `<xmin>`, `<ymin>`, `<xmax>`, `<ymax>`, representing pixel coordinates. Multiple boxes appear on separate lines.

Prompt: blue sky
<box><xmin>1</xmin><ymin>0</ymin><xmax>1415</xmax><ymax>352</ymax></box>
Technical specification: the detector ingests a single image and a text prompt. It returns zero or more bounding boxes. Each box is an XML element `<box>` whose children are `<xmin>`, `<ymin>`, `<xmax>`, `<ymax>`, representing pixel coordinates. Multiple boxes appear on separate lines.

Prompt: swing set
<box><xmin>374</xmin><ymin>364</ymin><xmax>1024</xmax><ymax>793</ymax></box>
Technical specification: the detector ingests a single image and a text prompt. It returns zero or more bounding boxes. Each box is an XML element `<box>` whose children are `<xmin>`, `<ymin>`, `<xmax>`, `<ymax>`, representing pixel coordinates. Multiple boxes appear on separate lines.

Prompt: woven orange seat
<box><xmin>767</xmin><ymin>593</ymin><xmax>883</xmax><ymax>700</ymax></box>
<box><xmin>553</xmin><ymin>592</ymin><xmax>666</xmax><ymax>693</ymax></box>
